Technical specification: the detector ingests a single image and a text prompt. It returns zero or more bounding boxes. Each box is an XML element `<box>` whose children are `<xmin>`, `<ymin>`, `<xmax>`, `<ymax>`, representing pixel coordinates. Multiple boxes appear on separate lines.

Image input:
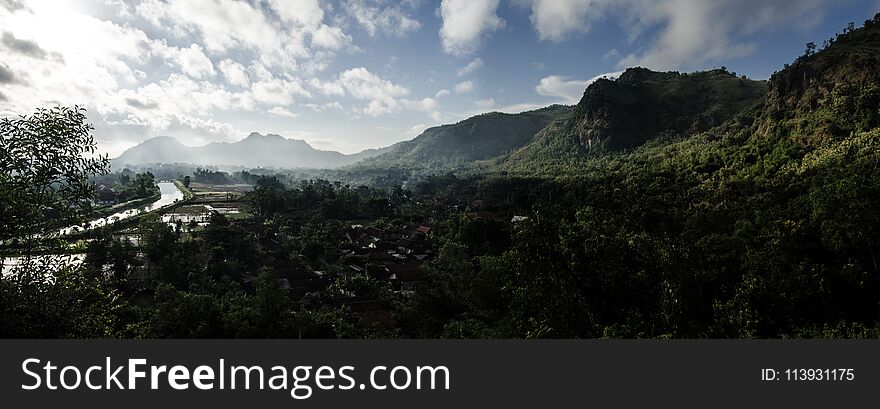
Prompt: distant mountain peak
<box><xmin>245</xmin><ymin>132</ymin><xmax>285</xmax><ymax>140</ymax></box>
<box><xmin>112</xmin><ymin>132</ymin><xmax>384</xmax><ymax>169</ymax></box>
<box><xmin>143</xmin><ymin>135</ymin><xmax>184</xmax><ymax>144</ymax></box>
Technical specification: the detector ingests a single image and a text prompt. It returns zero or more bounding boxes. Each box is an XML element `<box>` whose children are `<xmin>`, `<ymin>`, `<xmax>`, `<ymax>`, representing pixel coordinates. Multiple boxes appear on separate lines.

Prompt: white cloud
<box><xmin>311</xmin><ymin>24</ymin><xmax>353</xmax><ymax>50</ymax></box>
<box><xmin>267</xmin><ymin>106</ymin><xmax>298</xmax><ymax>118</ymax></box>
<box><xmin>404</xmin><ymin>97</ymin><xmax>443</xmax><ymax>122</ymax></box>
<box><xmin>218</xmin><ymin>59</ymin><xmax>249</xmax><ymax>88</ymax></box>
<box><xmin>404</xmin><ymin>97</ymin><xmax>439</xmax><ymax>112</ymax></box>
<box><xmin>535</xmin><ymin>76</ymin><xmax>588</xmax><ymax>104</ymax></box>
<box><xmin>475</xmin><ymin>98</ymin><xmax>496</xmax><ymax>109</ymax></box>
<box><xmin>267</xmin><ymin>0</ymin><xmax>324</xmax><ymax>28</ymax></box>
<box><xmin>178</xmin><ymin>43</ymin><xmax>214</xmax><ymax>79</ymax></box>
<box><xmin>308</xmin><ymin>78</ymin><xmax>346</xmax><ymax>96</ymax></box>
<box><xmin>333</xmin><ymin>67</ymin><xmax>410</xmax><ymax>116</ymax></box>
<box><xmin>526</xmin><ymin>0</ymin><xmax>600</xmax><ymax>41</ymax></box>
<box><xmin>439</xmin><ymin>0</ymin><xmax>504</xmax><ymax>55</ymax></box>
<box><xmin>520</xmin><ymin>0</ymin><xmax>827</xmax><ymax>70</ymax></box>
<box><xmin>456</xmin><ymin>57</ymin><xmax>484</xmax><ymax>77</ymax></box>
<box><xmin>407</xmin><ymin>123</ymin><xmax>427</xmax><ymax>137</ymax></box>
<box><xmin>603</xmin><ymin>48</ymin><xmax>620</xmax><ymax>60</ymax></box>
<box><xmin>343</xmin><ymin>0</ymin><xmax>421</xmax><ymax>37</ymax></box>
<box><xmin>137</xmin><ymin>0</ymin><xmax>297</xmax><ymax>61</ymax></box>
<box><xmin>304</xmin><ymin>101</ymin><xmax>345</xmax><ymax>112</ymax></box>
<box><xmin>453</xmin><ymin>80</ymin><xmax>474</xmax><ymax>93</ymax></box>
<box><xmin>535</xmin><ymin>71</ymin><xmax>622</xmax><ymax>104</ymax></box>
<box><xmin>135</xmin><ymin>0</ymin><xmax>354</xmax><ymax>70</ymax></box>
<box><xmin>250</xmin><ymin>78</ymin><xmax>311</xmax><ymax>106</ymax></box>
<box><xmin>435</xmin><ymin>89</ymin><xmax>451</xmax><ymax>98</ymax></box>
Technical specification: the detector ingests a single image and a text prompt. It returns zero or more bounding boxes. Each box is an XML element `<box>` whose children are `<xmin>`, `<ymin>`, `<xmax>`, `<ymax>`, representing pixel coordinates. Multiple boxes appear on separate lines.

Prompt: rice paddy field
<box><xmin>162</xmin><ymin>182</ymin><xmax>254</xmax><ymax>226</ymax></box>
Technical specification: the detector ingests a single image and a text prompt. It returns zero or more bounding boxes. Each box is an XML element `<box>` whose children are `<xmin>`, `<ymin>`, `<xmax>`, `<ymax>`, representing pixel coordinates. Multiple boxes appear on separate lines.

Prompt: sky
<box><xmin>0</xmin><ymin>0</ymin><xmax>877</xmax><ymax>157</ymax></box>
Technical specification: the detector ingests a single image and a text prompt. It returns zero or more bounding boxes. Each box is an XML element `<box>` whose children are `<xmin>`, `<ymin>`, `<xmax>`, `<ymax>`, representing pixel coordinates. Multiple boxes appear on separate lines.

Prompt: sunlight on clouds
<box><xmin>439</xmin><ymin>0</ymin><xmax>504</xmax><ymax>55</ymax></box>
<box><xmin>0</xmin><ymin>0</ymin><xmax>852</xmax><ymax>157</ymax></box>
<box><xmin>535</xmin><ymin>71</ymin><xmax>622</xmax><ymax>104</ymax></box>
<box><xmin>454</xmin><ymin>81</ymin><xmax>474</xmax><ymax>93</ymax></box>
<box><xmin>343</xmin><ymin>0</ymin><xmax>421</xmax><ymax>37</ymax></box>
<box><xmin>522</xmin><ymin>0</ymin><xmax>828</xmax><ymax>70</ymax></box>
<box><xmin>526</xmin><ymin>0</ymin><xmax>599</xmax><ymax>41</ymax></box>
<box><xmin>456</xmin><ymin>58</ymin><xmax>484</xmax><ymax>77</ymax></box>
<box><xmin>267</xmin><ymin>106</ymin><xmax>299</xmax><ymax>119</ymax></box>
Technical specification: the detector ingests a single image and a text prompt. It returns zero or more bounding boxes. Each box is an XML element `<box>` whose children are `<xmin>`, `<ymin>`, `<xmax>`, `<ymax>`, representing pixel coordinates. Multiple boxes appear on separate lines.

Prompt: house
<box><xmin>511</xmin><ymin>215</ymin><xmax>530</xmax><ymax>223</ymax></box>
<box><xmin>416</xmin><ymin>225</ymin><xmax>432</xmax><ymax>235</ymax></box>
<box><xmin>387</xmin><ymin>262</ymin><xmax>424</xmax><ymax>282</ymax></box>
<box><xmin>95</xmin><ymin>184</ymin><xmax>118</xmax><ymax>205</ymax></box>
<box><xmin>366</xmin><ymin>227</ymin><xmax>385</xmax><ymax>238</ymax></box>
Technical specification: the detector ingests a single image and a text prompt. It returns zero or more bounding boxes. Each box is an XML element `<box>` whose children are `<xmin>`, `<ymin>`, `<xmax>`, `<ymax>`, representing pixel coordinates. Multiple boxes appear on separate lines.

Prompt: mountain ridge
<box><xmin>112</xmin><ymin>132</ymin><xmax>391</xmax><ymax>170</ymax></box>
<box><xmin>502</xmin><ymin>67</ymin><xmax>769</xmax><ymax>170</ymax></box>
<box><xmin>357</xmin><ymin>105</ymin><xmax>573</xmax><ymax>169</ymax></box>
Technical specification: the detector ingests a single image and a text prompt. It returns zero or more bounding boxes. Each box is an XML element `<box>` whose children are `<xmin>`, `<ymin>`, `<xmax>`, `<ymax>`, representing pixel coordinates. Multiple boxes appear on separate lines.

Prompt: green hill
<box><xmin>756</xmin><ymin>17</ymin><xmax>880</xmax><ymax>144</ymax></box>
<box><xmin>360</xmin><ymin>105</ymin><xmax>572</xmax><ymax>169</ymax></box>
<box><xmin>503</xmin><ymin>68</ymin><xmax>767</xmax><ymax>171</ymax></box>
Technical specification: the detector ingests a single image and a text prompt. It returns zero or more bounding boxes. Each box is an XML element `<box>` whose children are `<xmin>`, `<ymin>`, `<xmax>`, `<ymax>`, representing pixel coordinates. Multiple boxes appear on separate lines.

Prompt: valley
<box><xmin>2</xmin><ymin>13</ymin><xmax>880</xmax><ymax>339</ymax></box>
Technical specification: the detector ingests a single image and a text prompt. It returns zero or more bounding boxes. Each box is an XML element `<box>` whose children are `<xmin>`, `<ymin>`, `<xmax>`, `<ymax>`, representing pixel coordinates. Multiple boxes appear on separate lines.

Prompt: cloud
<box><xmin>311</xmin><ymin>24</ymin><xmax>353</xmax><ymax>50</ymax></box>
<box><xmin>439</xmin><ymin>0</ymin><xmax>504</xmax><ymax>55</ymax></box>
<box><xmin>135</xmin><ymin>0</ymin><xmax>352</xmax><ymax>70</ymax></box>
<box><xmin>309</xmin><ymin>78</ymin><xmax>346</xmax><ymax>96</ymax></box>
<box><xmin>525</xmin><ymin>0</ymin><xmax>601</xmax><ymax>41</ymax></box>
<box><xmin>435</xmin><ymin>89</ymin><xmax>451</xmax><ymax>98</ymax></box>
<box><xmin>333</xmin><ymin>67</ymin><xmax>410</xmax><ymax>116</ymax></box>
<box><xmin>456</xmin><ymin>57</ymin><xmax>483</xmax><ymax>77</ymax></box>
<box><xmin>268</xmin><ymin>0</ymin><xmax>324</xmax><ymax>27</ymax></box>
<box><xmin>0</xmin><ymin>63</ymin><xmax>19</xmax><ymax>84</ymax></box>
<box><xmin>1</xmin><ymin>32</ymin><xmax>48</xmax><ymax>59</ymax></box>
<box><xmin>453</xmin><ymin>80</ymin><xmax>474</xmax><ymax>93</ymax></box>
<box><xmin>407</xmin><ymin>123</ymin><xmax>427</xmax><ymax>137</ymax></box>
<box><xmin>535</xmin><ymin>71</ymin><xmax>622</xmax><ymax>103</ymax></box>
<box><xmin>520</xmin><ymin>0</ymin><xmax>828</xmax><ymax>70</ymax></box>
<box><xmin>0</xmin><ymin>0</ymin><xmax>23</xmax><ymax>11</ymax></box>
<box><xmin>267</xmin><ymin>106</ymin><xmax>299</xmax><ymax>118</ymax></box>
<box><xmin>475</xmin><ymin>98</ymin><xmax>496</xmax><ymax>109</ymax></box>
<box><xmin>343</xmin><ymin>0</ymin><xmax>421</xmax><ymax>37</ymax></box>
<box><xmin>125</xmin><ymin>98</ymin><xmax>159</xmax><ymax>110</ymax></box>
<box><xmin>0</xmin><ymin>0</ymin><xmax>372</xmax><ymax>156</ymax></box>
<box><xmin>178</xmin><ymin>44</ymin><xmax>214</xmax><ymax>79</ymax></box>
<box><xmin>304</xmin><ymin>101</ymin><xmax>344</xmax><ymax>112</ymax></box>
<box><xmin>218</xmin><ymin>59</ymin><xmax>249</xmax><ymax>88</ymax></box>
<box><xmin>250</xmin><ymin>78</ymin><xmax>310</xmax><ymax>106</ymax></box>
<box><xmin>603</xmin><ymin>48</ymin><xmax>620</xmax><ymax>60</ymax></box>
<box><xmin>404</xmin><ymin>97</ymin><xmax>439</xmax><ymax>112</ymax></box>
<box><xmin>616</xmin><ymin>0</ymin><xmax>828</xmax><ymax>70</ymax></box>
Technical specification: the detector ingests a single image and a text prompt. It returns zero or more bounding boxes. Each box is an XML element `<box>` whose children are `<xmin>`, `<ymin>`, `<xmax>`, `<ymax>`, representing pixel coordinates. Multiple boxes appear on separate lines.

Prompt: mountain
<box><xmin>756</xmin><ymin>16</ymin><xmax>880</xmax><ymax>143</ymax></box>
<box><xmin>503</xmin><ymin>67</ymin><xmax>768</xmax><ymax>169</ymax></box>
<box><xmin>359</xmin><ymin>105</ymin><xmax>572</xmax><ymax>168</ymax></box>
<box><xmin>112</xmin><ymin>133</ymin><xmax>389</xmax><ymax>170</ymax></box>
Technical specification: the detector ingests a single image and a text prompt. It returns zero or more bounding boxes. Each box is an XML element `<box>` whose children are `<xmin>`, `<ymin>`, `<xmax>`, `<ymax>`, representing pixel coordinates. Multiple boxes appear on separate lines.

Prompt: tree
<box><xmin>805</xmin><ymin>42</ymin><xmax>817</xmax><ymax>57</ymax></box>
<box><xmin>0</xmin><ymin>106</ymin><xmax>109</xmax><ymax>246</ymax></box>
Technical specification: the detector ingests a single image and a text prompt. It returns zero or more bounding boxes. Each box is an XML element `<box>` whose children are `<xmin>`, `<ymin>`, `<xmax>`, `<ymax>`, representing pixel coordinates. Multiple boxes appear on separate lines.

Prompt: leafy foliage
<box><xmin>0</xmin><ymin>106</ymin><xmax>108</xmax><ymax>241</ymax></box>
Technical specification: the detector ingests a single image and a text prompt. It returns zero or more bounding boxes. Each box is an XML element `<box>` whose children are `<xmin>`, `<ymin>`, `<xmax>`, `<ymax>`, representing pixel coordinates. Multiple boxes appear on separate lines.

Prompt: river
<box><xmin>59</xmin><ymin>182</ymin><xmax>184</xmax><ymax>235</ymax></box>
<box><xmin>2</xmin><ymin>182</ymin><xmax>184</xmax><ymax>276</ymax></box>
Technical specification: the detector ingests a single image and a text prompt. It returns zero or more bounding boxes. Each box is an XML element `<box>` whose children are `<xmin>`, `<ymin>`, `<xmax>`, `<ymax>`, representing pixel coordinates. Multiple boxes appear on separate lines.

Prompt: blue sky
<box><xmin>0</xmin><ymin>0</ymin><xmax>877</xmax><ymax>157</ymax></box>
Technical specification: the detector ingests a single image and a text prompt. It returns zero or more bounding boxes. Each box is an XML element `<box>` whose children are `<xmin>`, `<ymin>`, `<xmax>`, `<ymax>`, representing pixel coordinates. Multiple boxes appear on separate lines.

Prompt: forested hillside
<box><xmin>3</xmin><ymin>15</ymin><xmax>880</xmax><ymax>339</ymax></box>
<box><xmin>359</xmin><ymin>105</ymin><xmax>571</xmax><ymax>169</ymax></box>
